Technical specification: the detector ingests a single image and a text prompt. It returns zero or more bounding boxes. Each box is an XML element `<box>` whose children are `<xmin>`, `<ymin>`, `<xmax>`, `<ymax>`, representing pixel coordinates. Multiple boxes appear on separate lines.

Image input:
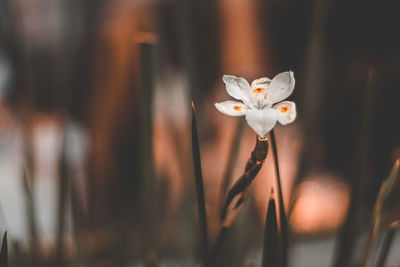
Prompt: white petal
<box><xmin>245</xmin><ymin>109</ymin><xmax>277</xmax><ymax>137</ymax></box>
<box><xmin>215</xmin><ymin>100</ymin><xmax>247</xmax><ymax>116</ymax></box>
<box><xmin>273</xmin><ymin>101</ymin><xmax>297</xmax><ymax>125</ymax></box>
<box><xmin>251</xmin><ymin>77</ymin><xmax>271</xmax><ymax>88</ymax></box>
<box><xmin>267</xmin><ymin>71</ymin><xmax>295</xmax><ymax>104</ymax></box>
<box><xmin>223</xmin><ymin>75</ymin><xmax>251</xmax><ymax>104</ymax></box>
<box><xmin>249</xmin><ymin>77</ymin><xmax>271</xmax><ymax>109</ymax></box>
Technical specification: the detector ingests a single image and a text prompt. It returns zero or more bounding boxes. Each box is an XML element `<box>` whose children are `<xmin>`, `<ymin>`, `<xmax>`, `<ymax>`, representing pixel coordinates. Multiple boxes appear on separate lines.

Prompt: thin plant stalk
<box><xmin>192</xmin><ymin>102</ymin><xmax>209</xmax><ymax>261</ymax></box>
<box><xmin>206</xmin><ymin>136</ymin><xmax>268</xmax><ymax>266</ymax></box>
<box><xmin>205</xmin><ymin>226</ymin><xmax>228</xmax><ymax>267</ymax></box>
<box><xmin>376</xmin><ymin>221</ymin><xmax>399</xmax><ymax>267</ymax></box>
<box><xmin>56</xmin><ymin>120</ymin><xmax>69</xmax><ymax>265</ymax></box>
<box><xmin>269</xmin><ymin>130</ymin><xmax>288</xmax><ymax>267</ymax></box>
<box><xmin>0</xmin><ymin>231</ymin><xmax>7</xmax><ymax>267</ymax></box>
<box><xmin>220</xmin><ymin>137</ymin><xmax>268</xmax><ymax>225</ymax></box>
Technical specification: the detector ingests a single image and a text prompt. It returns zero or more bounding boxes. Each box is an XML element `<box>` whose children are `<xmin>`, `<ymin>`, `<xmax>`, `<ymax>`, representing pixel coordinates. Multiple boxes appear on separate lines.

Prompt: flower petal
<box><xmin>251</xmin><ymin>77</ymin><xmax>271</xmax><ymax>88</ymax></box>
<box><xmin>245</xmin><ymin>109</ymin><xmax>277</xmax><ymax>137</ymax></box>
<box><xmin>267</xmin><ymin>71</ymin><xmax>295</xmax><ymax>104</ymax></box>
<box><xmin>223</xmin><ymin>75</ymin><xmax>251</xmax><ymax>104</ymax></box>
<box><xmin>249</xmin><ymin>77</ymin><xmax>271</xmax><ymax>108</ymax></box>
<box><xmin>215</xmin><ymin>100</ymin><xmax>247</xmax><ymax>116</ymax></box>
<box><xmin>273</xmin><ymin>101</ymin><xmax>297</xmax><ymax>125</ymax></box>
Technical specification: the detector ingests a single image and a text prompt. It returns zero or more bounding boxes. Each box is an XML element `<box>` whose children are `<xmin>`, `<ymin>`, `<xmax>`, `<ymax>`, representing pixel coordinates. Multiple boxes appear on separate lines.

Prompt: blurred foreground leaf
<box><xmin>0</xmin><ymin>231</ymin><xmax>7</xmax><ymax>267</ymax></box>
<box><xmin>376</xmin><ymin>221</ymin><xmax>399</xmax><ymax>267</ymax></box>
<box><xmin>334</xmin><ymin>68</ymin><xmax>376</xmax><ymax>267</ymax></box>
<box><xmin>191</xmin><ymin>102</ymin><xmax>209</xmax><ymax>261</ymax></box>
<box><xmin>362</xmin><ymin>159</ymin><xmax>400</xmax><ymax>267</ymax></box>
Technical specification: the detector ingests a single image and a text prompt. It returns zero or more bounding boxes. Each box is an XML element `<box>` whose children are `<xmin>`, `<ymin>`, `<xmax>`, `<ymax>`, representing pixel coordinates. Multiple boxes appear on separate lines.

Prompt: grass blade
<box><xmin>191</xmin><ymin>102</ymin><xmax>209</xmax><ymax>261</ymax></box>
<box><xmin>269</xmin><ymin>130</ymin><xmax>288</xmax><ymax>267</ymax></box>
<box><xmin>0</xmin><ymin>231</ymin><xmax>7</xmax><ymax>267</ymax></box>
<box><xmin>362</xmin><ymin>159</ymin><xmax>400</xmax><ymax>267</ymax></box>
<box><xmin>376</xmin><ymin>221</ymin><xmax>399</xmax><ymax>267</ymax></box>
<box><xmin>262</xmin><ymin>192</ymin><xmax>281</xmax><ymax>267</ymax></box>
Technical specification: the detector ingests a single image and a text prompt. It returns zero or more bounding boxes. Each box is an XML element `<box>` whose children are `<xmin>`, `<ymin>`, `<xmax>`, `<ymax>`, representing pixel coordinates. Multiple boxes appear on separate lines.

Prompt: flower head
<box><xmin>215</xmin><ymin>71</ymin><xmax>296</xmax><ymax>138</ymax></box>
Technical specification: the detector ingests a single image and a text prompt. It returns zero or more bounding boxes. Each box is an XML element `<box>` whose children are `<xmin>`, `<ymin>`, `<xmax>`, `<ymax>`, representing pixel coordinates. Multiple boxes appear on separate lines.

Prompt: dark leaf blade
<box><xmin>362</xmin><ymin>159</ymin><xmax>400</xmax><ymax>267</ymax></box>
<box><xmin>191</xmin><ymin>102</ymin><xmax>209</xmax><ymax>260</ymax></box>
<box><xmin>270</xmin><ymin>130</ymin><xmax>288</xmax><ymax>267</ymax></box>
<box><xmin>376</xmin><ymin>221</ymin><xmax>399</xmax><ymax>267</ymax></box>
<box><xmin>262</xmin><ymin>195</ymin><xmax>281</xmax><ymax>267</ymax></box>
<box><xmin>0</xmin><ymin>231</ymin><xmax>8</xmax><ymax>267</ymax></box>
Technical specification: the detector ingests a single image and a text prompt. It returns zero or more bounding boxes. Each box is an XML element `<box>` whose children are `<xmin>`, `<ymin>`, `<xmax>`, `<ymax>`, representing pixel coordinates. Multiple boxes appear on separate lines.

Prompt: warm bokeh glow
<box><xmin>290</xmin><ymin>176</ymin><xmax>351</xmax><ymax>234</ymax></box>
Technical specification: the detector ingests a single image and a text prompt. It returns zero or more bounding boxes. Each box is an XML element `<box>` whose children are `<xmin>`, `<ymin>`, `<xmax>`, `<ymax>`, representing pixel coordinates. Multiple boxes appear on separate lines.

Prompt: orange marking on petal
<box><xmin>280</xmin><ymin>105</ymin><xmax>289</xmax><ymax>113</ymax></box>
<box><xmin>233</xmin><ymin>105</ymin><xmax>243</xmax><ymax>111</ymax></box>
<box><xmin>253</xmin><ymin>87</ymin><xmax>264</xmax><ymax>93</ymax></box>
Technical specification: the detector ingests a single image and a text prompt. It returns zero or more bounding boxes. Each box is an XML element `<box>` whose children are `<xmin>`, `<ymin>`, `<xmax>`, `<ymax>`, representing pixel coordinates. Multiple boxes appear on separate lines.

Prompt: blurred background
<box><xmin>0</xmin><ymin>0</ymin><xmax>400</xmax><ymax>266</ymax></box>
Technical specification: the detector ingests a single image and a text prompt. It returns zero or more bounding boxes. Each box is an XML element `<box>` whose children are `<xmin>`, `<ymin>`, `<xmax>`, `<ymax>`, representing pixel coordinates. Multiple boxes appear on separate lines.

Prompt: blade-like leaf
<box><xmin>262</xmin><ymin>194</ymin><xmax>281</xmax><ymax>267</ymax></box>
<box><xmin>270</xmin><ymin>130</ymin><xmax>288</xmax><ymax>267</ymax></box>
<box><xmin>0</xmin><ymin>231</ymin><xmax>8</xmax><ymax>267</ymax></box>
<box><xmin>362</xmin><ymin>159</ymin><xmax>400</xmax><ymax>267</ymax></box>
<box><xmin>191</xmin><ymin>102</ymin><xmax>209</xmax><ymax>260</ymax></box>
<box><xmin>376</xmin><ymin>221</ymin><xmax>399</xmax><ymax>267</ymax></box>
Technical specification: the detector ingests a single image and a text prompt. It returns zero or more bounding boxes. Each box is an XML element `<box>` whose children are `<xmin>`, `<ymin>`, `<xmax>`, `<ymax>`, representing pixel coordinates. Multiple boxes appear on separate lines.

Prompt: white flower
<box><xmin>215</xmin><ymin>71</ymin><xmax>297</xmax><ymax>138</ymax></box>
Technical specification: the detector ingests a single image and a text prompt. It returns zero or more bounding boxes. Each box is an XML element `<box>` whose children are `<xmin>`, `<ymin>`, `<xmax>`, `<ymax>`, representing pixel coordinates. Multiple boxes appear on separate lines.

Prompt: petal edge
<box><xmin>215</xmin><ymin>100</ymin><xmax>247</xmax><ymax>116</ymax></box>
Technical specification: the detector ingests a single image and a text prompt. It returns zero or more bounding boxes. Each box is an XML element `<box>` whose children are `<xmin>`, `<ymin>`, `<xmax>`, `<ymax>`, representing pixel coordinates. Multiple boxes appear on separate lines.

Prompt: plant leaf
<box><xmin>191</xmin><ymin>102</ymin><xmax>209</xmax><ymax>260</ymax></box>
<box><xmin>269</xmin><ymin>130</ymin><xmax>288</xmax><ymax>267</ymax></box>
<box><xmin>262</xmin><ymin>194</ymin><xmax>282</xmax><ymax>267</ymax></box>
<box><xmin>0</xmin><ymin>231</ymin><xmax>8</xmax><ymax>267</ymax></box>
<box><xmin>376</xmin><ymin>221</ymin><xmax>399</xmax><ymax>267</ymax></box>
<box><xmin>362</xmin><ymin>159</ymin><xmax>400</xmax><ymax>267</ymax></box>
